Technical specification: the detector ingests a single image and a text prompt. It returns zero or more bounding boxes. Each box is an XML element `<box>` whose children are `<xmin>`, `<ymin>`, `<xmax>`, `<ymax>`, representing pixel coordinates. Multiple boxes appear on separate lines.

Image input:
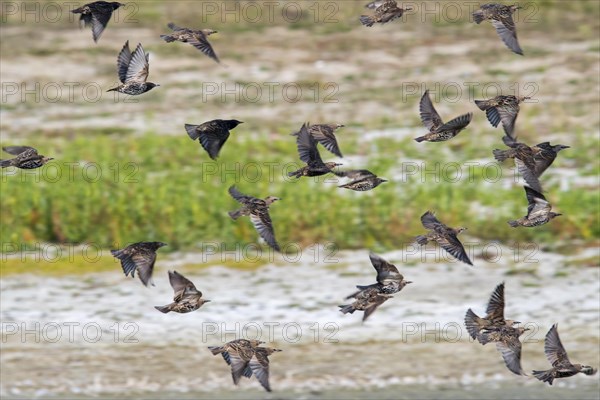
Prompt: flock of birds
<box><xmin>2</xmin><ymin>0</ymin><xmax>597</xmax><ymax>393</ymax></box>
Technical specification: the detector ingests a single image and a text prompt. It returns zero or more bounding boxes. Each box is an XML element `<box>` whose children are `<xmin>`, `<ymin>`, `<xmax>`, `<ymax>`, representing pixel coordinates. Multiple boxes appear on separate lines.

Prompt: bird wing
<box><xmin>116</xmin><ymin>41</ymin><xmax>132</xmax><ymax>83</ymax></box>
<box><xmin>544</xmin><ymin>324</ymin><xmax>573</xmax><ymax>368</ymax></box>
<box><xmin>125</xmin><ymin>43</ymin><xmax>150</xmax><ymax>83</ymax></box>
<box><xmin>296</xmin><ymin>123</ymin><xmax>324</xmax><ymax>165</ymax></box>
<box><xmin>197</xmin><ymin>123</ymin><xmax>230</xmax><ymax>160</ymax></box>
<box><xmin>437</xmin><ymin>112</ymin><xmax>472</xmax><ymax>132</ymax></box>
<box><xmin>131</xmin><ymin>249</ymin><xmax>157</xmax><ymax>287</ymax></box>
<box><xmin>228</xmin><ymin>185</ymin><xmax>256</xmax><ymax>205</ymax></box>
<box><xmin>169</xmin><ymin>270</ymin><xmax>200</xmax><ymax>301</ymax></box>
<box><xmin>228</xmin><ymin>352</ymin><xmax>251</xmax><ymax>385</ymax></box>
<box><xmin>249</xmin><ymin>349</ymin><xmax>272</xmax><ymax>392</ymax></box>
<box><xmin>250</xmin><ymin>210</ymin><xmax>280</xmax><ymax>252</ymax></box>
<box><xmin>497</xmin><ymin>104</ymin><xmax>519</xmax><ymax>139</ymax></box>
<box><xmin>3</xmin><ymin>146</ymin><xmax>37</xmax><ymax>156</ymax></box>
<box><xmin>515</xmin><ymin>158</ymin><xmax>543</xmax><ymax>194</ymax></box>
<box><xmin>435</xmin><ymin>232</ymin><xmax>473</xmax><ymax>266</ymax></box>
<box><xmin>524</xmin><ymin>186</ymin><xmax>551</xmax><ymax>218</ymax></box>
<box><xmin>369</xmin><ymin>252</ymin><xmax>403</xmax><ymax>285</ymax></box>
<box><xmin>420</xmin><ymin>211</ymin><xmax>443</xmax><ymax>230</ymax></box>
<box><xmin>188</xmin><ymin>35</ymin><xmax>220</xmax><ymax>63</ymax></box>
<box><xmin>485</xmin><ymin>282</ymin><xmax>505</xmax><ymax>324</ymax></box>
<box><xmin>90</xmin><ymin>9</ymin><xmax>113</xmax><ymax>42</ymax></box>
<box><xmin>533</xmin><ymin>150</ymin><xmax>558</xmax><ymax>177</ymax></box>
<box><xmin>363</xmin><ymin>295</ymin><xmax>389</xmax><ymax>322</ymax></box>
<box><xmin>310</xmin><ymin>125</ymin><xmax>343</xmax><ymax>158</ymax></box>
<box><xmin>492</xmin><ymin>17</ymin><xmax>523</xmax><ymax>55</ymax></box>
<box><xmin>419</xmin><ymin>90</ymin><xmax>444</xmax><ymax>131</ymax></box>
<box><xmin>496</xmin><ymin>337</ymin><xmax>525</xmax><ymax>375</ymax></box>
<box><xmin>167</xmin><ymin>22</ymin><xmax>183</xmax><ymax>31</ymax></box>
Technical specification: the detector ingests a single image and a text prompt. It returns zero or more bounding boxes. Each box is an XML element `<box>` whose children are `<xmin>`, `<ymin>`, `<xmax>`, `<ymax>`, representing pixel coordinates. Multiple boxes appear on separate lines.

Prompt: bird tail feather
<box><xmin>338</xmin><ymin>304</ymin><xmax>355</xmax><ymax>314</ymax></box>
<box><xmin>154</xmin><ymin>304</ymin><xmax>172</xmax><ymax>314</ymax></box>
<box><xmin>415</xmin><ymin>235</ymin><xmax>428</xmax><ymax>246</ymax></box>
<box><xmin>359</xmin><ymin>15</ymin><xmax>374</xmax><ymax>27</ymax></box>
<box><xmin>228</xmin><ymin>210</ymin><xmax>242</xmax><ymax>220</ymax></box>
<box><xmin>208</xmin><ymin>346</ymin><xmax>224</xmax><ymax>355</ymax></box>
<box><xmin>414</xmin><ymin>135</ymin><xmax>427</xmax><ymax>143</ymax></box>
<box><xmin>160</xmin><ymin>35</ymin><xmax>176</xmax><ymax>43</ymax></box>
<box><xmin>0</xmin><ymin>159</ymin><xmax>14</xmax><ymax>168</ymax></box>
<box><xmin>532</xmin><ymin>369</ymin><xmax>554</xmax><ymax>385</ymax></box>
<box><xmin>184</xmin><ymin>124</ymin><xmax>200</xmax><ymax>140</ymax></box>
<box><xmin>507</xmin><ymin>220</ymin><xmax>520</xmax><ymax>228</ymax></box>
<box><xmin>287</xmin><ymin>169</ymin><xmax>302</xmax><ymax>178</ymax></box>
<box><xmin>474</xmin><ymin>99</ymin><xmax>489</xmax><ymax>110</ymax></box>
<box><xmin>464</xmin><ymin>308</ymin><xmax>484</xmax><ymax>342</ymax></box>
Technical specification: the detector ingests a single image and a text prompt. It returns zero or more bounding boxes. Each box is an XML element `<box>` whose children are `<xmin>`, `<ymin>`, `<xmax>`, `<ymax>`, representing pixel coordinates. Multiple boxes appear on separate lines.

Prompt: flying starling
<box><xmin>107</xmin><ymin>41</ymin><xmax>160</xmax><ymax>95</ymax></box>
<box><xmin>185</xmin><ymin>119</ymin><xmax>243</xmax><ymax>160</ymax></box>
<box><xmin>532</xmin><ymin>324</ymin><xmax>598</xmax><ymax>385</ymax></box>
<box><xmin>532</xmin><ymin>142</ymin><xmax>570</xmax><ymax>177</ymax></box>
<box><xmin>415</xmin><ymin>90</ymin><xmax>472</xmax><ymax>143</ymax></box>
<box><xmin>465</xmin><ymin>282</ymin><xmax>521</xmax><ymax>344</ymax></box>
<box><xmin>334</xmin><ymin>169</ymin><xmax>387</xmax><ymax>191</ymax></box>
<box><xmin>110</xmin><ymin>241</ymin><xmax>167</xmax><ymax>287</ymax></box>
<box><xmin>154</xmin><ymin>270</ymin><xmax>210</xmax><ymax>314</ymax></box>
<box><xmin>360</xmin><ymin>0</ymin><xmax>411</xmax><ymax>27</ymax></box>
<box><xmin>290</xmin><ymin>123</ymin><xmax>344</xmax><ymax>158</ymax></box>
<box><xmin>208</xmin><ymin>339</ymin><xmax>281</xmax><ymax>392</ymax></box>
<box><xmin>508</xmin><ymin>186</ymin><xmax>561</xmax><ymax>228</ymax></box>
<box><xmin>72</xmin><ymin>1</ymin><xmax>123</xmax><ymax>43</ymax></box>
<box><xmin>288</xmin><ymin>123</ymin><xmax>342</xmax><ymax>178</ymax></box>
<box><xmin>475</xmin><ymin>95</ymin><xmax>529</xmax><ymax>139</ymax></box>
<box><xmin>340</xmin><ymin>252</ymin><xmax>411</xmax><ymax>322</ymax></box>
<box><xmin>0</xmin><ymin>146</ymin><xmax>53</xmax><ymax>169</ymax></box>
<box><xmin>228</xmin><ymin>186</ymin><xmax>281</xmax><ymax>252</ymax></box>
<box><xmin>347</xmin><ymin>252</ymin><xmax>412</xmax><ymax>296</ymax></box>
<box><xmin>473</xmin><ymin>3</ymin><xmax>523</xmax><ymax>55</ymax></box>
<box><xmin>160</xmin><ymin>22</ymin><xmax>220</xmax><ymax>63</ymax></box>
<box><xmin>479</xmin><ymin>324</ymin><xmax>529</xmax><ymax>375</ymax></box>
<box><xmin>415</xmin><ymin>211</ymin><xmax>473</xmax><ymax>266</ymax></box>
<box><xmin>493</xmin><ymin>135</ymin><xmax>543</xmax><ymax>193</ymax></box>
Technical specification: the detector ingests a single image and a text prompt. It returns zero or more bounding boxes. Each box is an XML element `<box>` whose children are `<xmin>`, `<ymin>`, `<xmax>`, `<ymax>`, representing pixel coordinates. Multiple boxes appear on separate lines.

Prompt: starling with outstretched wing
<box><xmin>160</xmin><ymin>22</ymin><xmax>220</xmax><ymax>63</ymax></box>
<box><xmin>107</xmin><ymin>41</ymin><xmax>160</xmax><ymax>95</ymax></box>
<box><xmin>228</xmin><ymin>186</ymin><xmax>281</xmax><ymax>252</ymax></box>
<box><xmin>185</xmin><ymin>119</ymin><xmax>243</xmax><ymax>160</ymax></box>
<box><xmin>110</xmin><ymin>241</ymin><xmax>167</xmax><ymax>286</ymax></box>
<box><xmin>1</xmin><ymin>146</ymin><xmax>53</xmax><ymax>169</ymax></box>
<box><xmin>154</xmin><ymin>271</ymin><xmax>210</xmax><ymax>313</ymax></box>
<box><xmin>335</xmin><ymin>169</ymin><xmax>387</xmax><ymax>191</ymax></box>
<box><xmin>415</xmin><ymin>211</ymin><xmax>473</xmax><ymax>266</ymax></box>
<box><xmin>473</xmin><ymin>3</ymin><xmax>523</xmax><ymax>55</ymax></box>
<box><xmin>415</xmin><ymin>90</ymin><xmax>472</xmax><ymax>143</ymax></box>
<box><xmin>475</xmin><ymin>95</ymin><xmax>529</xmax><ymax>139</ymax></box>
<box><xmin>72</xmin><ymin>1</ymin><xmax>123</xmax><ymax>42</ymax></box>
<box><xmin>288</xmin><ymin>123</ymin><xmax>342</xmax><ymax>178</ymax></box>
<box><xmin>360</xmin><ymin>0</ymin><xmax>411</xmax><ymax>27</ymax></box>
<box><xmin>508</xmin><ymin>186</ymin><xmax>561</xmax><ymax>228</ymax></box>
<box><xmin>533</xmin><ymin>324</ymin><xmax>598</xmax><ymax>385</ymax></box>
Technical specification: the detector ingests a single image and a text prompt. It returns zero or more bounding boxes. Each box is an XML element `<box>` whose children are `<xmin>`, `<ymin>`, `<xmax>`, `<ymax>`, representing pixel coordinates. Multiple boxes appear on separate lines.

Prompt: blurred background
<box><xmin>1</xmin><ymin>1</ymin><xmax>599</xmax><ymax>399</ymax></box>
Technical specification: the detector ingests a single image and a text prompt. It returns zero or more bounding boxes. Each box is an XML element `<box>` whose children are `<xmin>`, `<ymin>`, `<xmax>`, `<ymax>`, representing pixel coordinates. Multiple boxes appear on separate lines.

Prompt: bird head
<box><xmin>456</xmin><ymin>227</ymin><xmax>467</xmax><ymax>235</ymax></box>
<box><xmin>264</xmin><ymin>196</ymin><xmax>280</xmax><ymax>205</ymax></box>
<box><xmin>151</xmin><ymin>242</ymin><xmax>168</xmax><ymax>249</ymax></box>
<box><xmin>377</xmin><ymin>178</ymin><xmax>388</xmax><ymax>184</ymax></box>
<box><xmin>42</xmin><ymin>157</ymin><xmax>54</xmax><ymax>164</ymax></box>
<box><xmin>112</xmin><ymin>2</ymin><xmax>125</xmax><ymax>9</ymax></box>
<box><xmin>554</xmin><ymin>144</ymin><xmax>570</xmax><ymax>152</ymax></box>
<box><xmin>202</xmin><ymin>29</ymin><xmax>218</xmax><ymax>36</ymax></box>
<box><xmin>580</xmin><ymin>366</ymin><xmax>597</xmax><ymax>375</ymax></box>
<box><xmin>510</xmin><ymin>4</ymin><xmax>522</xmax><ymax>11</ymax></box>
<box><xmin>146</xmin><ymin>83</ymin><xmax>160</xmax><ymax>91</ymax></box>
<box><xmin>335</xmin><ymin>124</ymin><xmax>345</xmax><ymax>129</ymax></box>
<box><xmin>549</xmin><ymin>213</ymin><xmax>562</xmax><ymax>219</ymax></box>
<box><xmin>518</xmin><ymin>96</ymin><xmax>531</xmax><ymax>103</ymax></box>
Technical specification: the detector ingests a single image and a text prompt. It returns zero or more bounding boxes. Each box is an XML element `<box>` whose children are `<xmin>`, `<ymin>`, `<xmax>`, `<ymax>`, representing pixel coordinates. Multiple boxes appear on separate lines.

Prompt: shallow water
<box><xmin>1</xmin><ymin>249</ymin><xmax>599</xmax><ymax>399</ymax></box>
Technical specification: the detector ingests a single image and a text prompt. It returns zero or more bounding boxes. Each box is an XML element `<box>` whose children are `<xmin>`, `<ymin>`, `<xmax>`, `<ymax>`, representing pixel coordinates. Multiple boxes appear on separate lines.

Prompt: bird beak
<box><xmin>562</xmin><ymin>145</ymin><xmax>571</xmax><ymax>149</ymax></box>
<box><xmin>556</xmin><ymin>213</ymin><xmax>563</xmax><ymax>217</ymax></box>
<box><xmin>381</xmin><ymin>179</ymin><xmax>388</xmax><ymax>182</ymax></box>
<box><xmin>513</xmin><ymin>321</ymin><xmax>521</xmax><ymax>325</ymax></box>
<box><xmin>406</xmin><ymin>281</ymin><xmax>413</xmax><ymax>284</ymax></box>
<box><xmin>204</xmin><ymin>300</ymin><xmax>211</xmax><ymax>302</ymax></box>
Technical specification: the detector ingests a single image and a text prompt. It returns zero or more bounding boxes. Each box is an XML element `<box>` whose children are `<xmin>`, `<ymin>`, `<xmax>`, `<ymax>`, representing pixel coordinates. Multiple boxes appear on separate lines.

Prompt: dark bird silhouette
<box><xmin>493</xmin><ymin>135</ymin><xmax>543</xmax><ymax>193</ymax></box>
<box><xmin>72</xmin><ymin>1</ymin><xmax>123</xmax><ymax>42</ymax></box>
<box><xmin>185</xmin><ymin>119</ymin><xmax>243</xmax><ymax>160</ymax></box>
<box><xmin>334</xmin><ymin>169</ymin><xmax>387</xmax><ymax>191</ymax></box>
<box><xmin>291</xmin><ymin>123</ymin><xmax>344</xmax><ymax>158</ymax></box>
<box><xmin>208</xmin><ymin>339</ymin><xmax>281</xmax><ymax>392</ymax></box>
<box><xmin>288</xmin><ymin>123</ymin><xmax>342</xmax><ymax>178</ymax></box>
<box><xmin>480</xmin><ymin>324</ymin><xmax>530</xmax><ymax>375</ymax></box>
<box><xmin>415</xmin><ymin>90</ymin><xmax>472</xmax><ymax>143</ymax></box>
<box><xmin>340</xmin><ymin>252</ymin><xmax>411</xmax><ymax>321</ymax></box>
<box><xmin>228</xmin><ymin>186</ymin><xmax>281</xmax><ymax>252</ymax></box>
<box><xmin>465</xmin><ymin>282</ymin><xmax>521</xmax><ymax>344</ymax></box>
<box><xmin>0</xmin><ymin>146</ymin><xmax>53</xmax><ymax>169</ymax></box>
<box><xmin>107</xmin><ymin>41</ymin><xmax>160</xmax><ymax>95</ymax></box>
<box><xmin>532</xmin><ymin>142</ymin><xmax>570</xmax><ymax>177</ymax></box>
<box><xmin>360</xmin><ymin>0</ymin><xmax>411</xmax><ymax>27</ymax></box>
<box><xmin>473</xmin><ymin>3</ymin><xmax>523</xmax><ymax>55</ymax></box>
<box><xmin>475</xmin><ymin>95</ymin><xmax>529</xmax><ymax>139</ymax></box>
<box><xmin>508</xmin><ymin>186</ymin><xmax>561</xmax><ymax>228</ymax></box>
<box><xmin>110</xmin><ymin>241</ymin><xmax>166</xmax><ymax>286</ymax></box>
<box><xmin>533</xmin><ymin>324</ymin><xmax>597</xmax><ymax>385</ymax></box>
<box><xmin>154</xmin><ymin>271</ymin><xmax>210</xmax><ymax>313</ymax></box>
<box><xmin>415</xmin><ymin>211</ymin><xmax>472</xmax><ymax>266</ymax></box>
<box><xmin>160</xmin><ymin>22</ymin><xmax>220</xmax><ymax>63</ymax></box>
